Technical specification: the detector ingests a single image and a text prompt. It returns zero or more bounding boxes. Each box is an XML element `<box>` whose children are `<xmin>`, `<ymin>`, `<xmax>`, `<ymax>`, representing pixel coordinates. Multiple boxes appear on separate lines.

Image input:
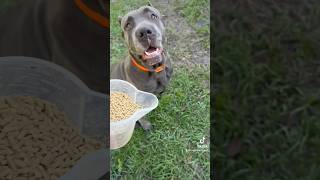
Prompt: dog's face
<box><xmin>119</xmin><ymin>6</ymin><xmax>165</xmax><ymax>66</ymax></box>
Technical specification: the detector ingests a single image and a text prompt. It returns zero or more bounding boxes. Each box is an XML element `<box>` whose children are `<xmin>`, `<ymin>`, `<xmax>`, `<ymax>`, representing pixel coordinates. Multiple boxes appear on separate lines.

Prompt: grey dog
<box><xmin>111</xmin><ymin>5</ymin><xmax>173</xmax><ymax>130</ymax></box>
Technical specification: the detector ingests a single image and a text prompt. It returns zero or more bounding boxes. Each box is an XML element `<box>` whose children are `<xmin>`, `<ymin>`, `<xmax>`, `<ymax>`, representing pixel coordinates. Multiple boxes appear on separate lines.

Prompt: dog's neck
<box><xmin>45</xmin><ymin>0</ymin><xmax>109</xmax><ymax>93</ymax></box>
<box><xmin>74</xmin><ymin>0</ymin><xmax>108</xmax><ymax>28</ymax></box>
<box><xmin>77</xmin><ymin>0</ymin><xmax>107</xmax><ymax>15</ymax></box>
<box><xmin>129</xmin><ymin>51</ymin><xmax>165</xmax><ymax>73</ymax></box>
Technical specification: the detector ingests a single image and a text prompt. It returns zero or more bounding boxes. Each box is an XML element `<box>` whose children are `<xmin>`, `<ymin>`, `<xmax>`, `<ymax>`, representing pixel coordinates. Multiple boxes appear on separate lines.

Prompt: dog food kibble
<box><xmin>0</xmin><ymin>96</ymin><xmax>103</xmax><ymax>180</ymax></box>
<box><xmin>110</xmin><ymin>92</ymin><xmax>141</xmax><ymax>121</ymax></box>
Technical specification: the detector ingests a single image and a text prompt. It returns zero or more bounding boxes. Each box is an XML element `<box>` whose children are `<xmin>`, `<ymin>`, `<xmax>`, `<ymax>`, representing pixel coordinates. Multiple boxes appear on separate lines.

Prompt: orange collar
<box><xmin>131</xmin><ymin>58</ymin><xmax>164</xmax><ymax>73</ymax></box>
<box><xmin>74</xmin><ymin>0</ymin><xmax>109</xmax><ymax>28</ymax></box>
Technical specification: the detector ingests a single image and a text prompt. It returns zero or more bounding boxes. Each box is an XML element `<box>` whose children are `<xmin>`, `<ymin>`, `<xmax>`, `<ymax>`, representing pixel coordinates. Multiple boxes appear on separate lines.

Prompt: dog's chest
<box><xmin>141</xmin><ymin>71</ymin><xmax>169</xmax><ymax>94</ymax></box>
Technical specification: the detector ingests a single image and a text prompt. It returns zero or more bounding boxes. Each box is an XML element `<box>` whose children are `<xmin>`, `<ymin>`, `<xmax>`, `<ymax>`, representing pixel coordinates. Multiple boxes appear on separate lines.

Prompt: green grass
<box><xmin>171</xmin><ymin>0</ymin><xmax>210</xmax><ymax>49</ymax></box>
<box><xmin>213</xmin><ymin>1</ymin><xmax>320</xmax><ymax>179</ymax></box>
<box><xmin>181</xmin><ymin>0</ymin><xmax>210</xmax><ymax>48</ymax></box>
<box><xmin>111</xmin><ymin>68</ymin><xmax>210</xmax><ymax>179</ymax></box>
<box><xmin>111</xmin><ymin>0</ymin><xmax>210</xmax><ymax>179</ymax></box>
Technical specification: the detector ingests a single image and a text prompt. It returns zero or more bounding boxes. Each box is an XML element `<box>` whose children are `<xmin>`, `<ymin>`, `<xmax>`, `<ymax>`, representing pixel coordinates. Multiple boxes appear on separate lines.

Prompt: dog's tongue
<box><xmin>144</xmin><ymin>47</ymin><xmax>161</xmax><ymax>59</ymax></box>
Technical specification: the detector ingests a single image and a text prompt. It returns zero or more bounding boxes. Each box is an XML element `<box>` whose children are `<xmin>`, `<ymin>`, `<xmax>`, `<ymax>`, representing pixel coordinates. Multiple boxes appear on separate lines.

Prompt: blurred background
<box><xmin>213</xmin><ymin>0</ymin><xmax>320</xmax><ymax>179</ymax></box>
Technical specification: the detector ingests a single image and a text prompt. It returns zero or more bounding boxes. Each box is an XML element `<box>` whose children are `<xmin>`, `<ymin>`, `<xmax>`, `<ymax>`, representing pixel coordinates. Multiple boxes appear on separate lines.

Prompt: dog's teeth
<box><xmin>144</xmin><ymin>48</ymin><xmax>162</xmax><ymax>58</ymax></box>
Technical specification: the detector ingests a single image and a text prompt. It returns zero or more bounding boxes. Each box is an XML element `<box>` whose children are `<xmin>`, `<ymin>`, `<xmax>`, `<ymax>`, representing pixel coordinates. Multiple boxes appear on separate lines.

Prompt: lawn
<box><xmin>213</xmin><ymin>0</ymin><xmax>320</xmax><ymax>179</ymax></box>
<box><xmin>110</xmin><ymin>0</ymin><xmax>210</xmax><ymax>179</ymax></box>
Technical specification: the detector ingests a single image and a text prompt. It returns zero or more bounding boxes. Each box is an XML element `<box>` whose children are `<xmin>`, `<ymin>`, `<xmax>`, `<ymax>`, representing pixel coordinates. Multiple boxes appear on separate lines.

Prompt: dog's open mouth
<box><xmin>144</xmin><ymin>47</ymin><xmax>161</xmax><ymax>57</ymax></box>
<box><xmin>142</xmin><ymin>47</ymin><xmax>163</xmax><ymax>65</ymax></box>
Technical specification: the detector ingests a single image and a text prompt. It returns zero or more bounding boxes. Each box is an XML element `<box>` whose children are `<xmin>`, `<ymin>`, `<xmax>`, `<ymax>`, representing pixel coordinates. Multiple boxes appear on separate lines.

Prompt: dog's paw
<box><xmin>136</xmin><ymin>119</ymin><xmax>153</xmax><ymax>131</ymax></box>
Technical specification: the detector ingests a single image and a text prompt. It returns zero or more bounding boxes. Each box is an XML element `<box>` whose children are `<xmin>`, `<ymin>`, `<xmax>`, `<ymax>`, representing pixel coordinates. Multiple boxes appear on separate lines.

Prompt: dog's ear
<box><xmin>118</xmin><ymin>16</ymin><xmax>122</xmax><ymax>26</ymax></box>
<box><xmin>161</xmin><ymin>14</ymin><xmax>167</xmax><ymax>25</ymax></box>
<box><xmin>161</xmin><ymin>14</ymin><xmax>167</xmax><ymax>20</ymax></box>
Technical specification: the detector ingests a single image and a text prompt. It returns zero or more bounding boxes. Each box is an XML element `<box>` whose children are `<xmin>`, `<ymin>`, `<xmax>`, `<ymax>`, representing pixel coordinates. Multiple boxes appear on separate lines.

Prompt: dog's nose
<box><xmin>136</xmin><ymin>27</ymin><xmax>154</xmax><ymax>40</ymax></box>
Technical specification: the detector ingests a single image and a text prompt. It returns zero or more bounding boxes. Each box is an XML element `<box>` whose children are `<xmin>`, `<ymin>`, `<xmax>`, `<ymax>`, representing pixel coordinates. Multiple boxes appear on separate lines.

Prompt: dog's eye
<box><xmin>124</xmin><ymin>22</ymin><xmax>132</xmax><ymax>30</ymax></box>
<box><xmin>151</xmin><ymin>13</ymin><xmax>158</xmax><ymax>19</ymax></box>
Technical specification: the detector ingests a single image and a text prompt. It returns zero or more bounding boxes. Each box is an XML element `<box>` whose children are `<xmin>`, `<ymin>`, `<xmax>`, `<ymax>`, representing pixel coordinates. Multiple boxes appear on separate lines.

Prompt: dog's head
<box><xmin>119</xmin><ymin>6</ymin><xmax>165</xmax><ymax>66</ymax></box>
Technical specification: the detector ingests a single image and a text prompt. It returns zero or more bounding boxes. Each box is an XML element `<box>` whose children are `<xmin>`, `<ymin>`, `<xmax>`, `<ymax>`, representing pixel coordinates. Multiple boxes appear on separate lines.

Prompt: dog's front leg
<box><xmin>135</xmin><ymin>117</ymin><xmax>153</xmax><ymax>130</ymax></box>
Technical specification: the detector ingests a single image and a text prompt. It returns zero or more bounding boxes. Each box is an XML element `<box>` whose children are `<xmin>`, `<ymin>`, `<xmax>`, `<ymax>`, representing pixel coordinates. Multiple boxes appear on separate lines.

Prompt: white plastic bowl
<box><xmin>110</xmin><ymin>79</ymin><xmax>158</xmax><ymax>149</ymax></box>
<box><xmin>0</xmin><ymin>56</ymin><xmax>108</xmax><ymax>179</ymax></box>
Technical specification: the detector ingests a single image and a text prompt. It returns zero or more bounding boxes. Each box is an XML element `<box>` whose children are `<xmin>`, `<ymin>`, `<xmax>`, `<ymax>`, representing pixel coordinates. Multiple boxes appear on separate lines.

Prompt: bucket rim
<box><xmin>110</xmin><ymin>79</ymin><xmax>159</xmax><ymax>126</ymax></box>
